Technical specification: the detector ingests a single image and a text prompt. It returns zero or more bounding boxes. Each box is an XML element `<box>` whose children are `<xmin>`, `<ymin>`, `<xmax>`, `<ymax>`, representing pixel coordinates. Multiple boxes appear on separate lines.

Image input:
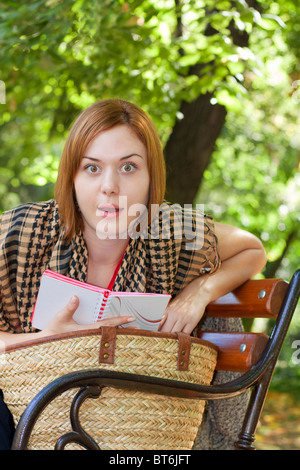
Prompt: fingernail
<box><xmin>70</xmin><ymin>295</ymin><xmax>77</xmax><ymax>304</ymax></box>
<box><xmin>127</xmin><ymin>316</ymin><xmax>135</xmax><ymax>322</ymax></box>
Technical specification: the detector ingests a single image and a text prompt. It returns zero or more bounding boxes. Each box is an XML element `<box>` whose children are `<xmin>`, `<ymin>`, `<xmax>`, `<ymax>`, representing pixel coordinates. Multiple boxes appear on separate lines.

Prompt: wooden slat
<box><xmin>197</xmin><ymin>331</ymin><xmax>269</xmax><ymax>372</ymax></box>
<box><xmin>204</xmin><ymin>278</ymin><xmax>288</xmax><ymax>319</ymax></box>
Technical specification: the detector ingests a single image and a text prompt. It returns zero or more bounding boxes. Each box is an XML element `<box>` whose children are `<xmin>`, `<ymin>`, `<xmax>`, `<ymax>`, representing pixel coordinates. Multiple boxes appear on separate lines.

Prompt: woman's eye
<box><xmin>122</xmin><ymin>163</ymin><xmax>136</xmax><ymax>173</ymax></box>
<box><xmin>86</xmin><ymin>164</ymin><xmax>99</xmax><ymax>173</ymax></box>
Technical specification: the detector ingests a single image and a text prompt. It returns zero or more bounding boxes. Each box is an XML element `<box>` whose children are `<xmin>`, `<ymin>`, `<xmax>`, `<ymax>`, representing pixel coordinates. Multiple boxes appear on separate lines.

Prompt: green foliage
<box><xmin>195</xmin><ymin>2</ymin><xmax>300</xmax><ymax>393</ymax></box>
<box><xmin>196</xmin><ymin>17</ymin><xmax>300</xmax><ymax>279</ymax></box>
<box><xmin>0</xmin><ymin>0</ymin><xmax>285</xmax><ymax>210</ymax></box>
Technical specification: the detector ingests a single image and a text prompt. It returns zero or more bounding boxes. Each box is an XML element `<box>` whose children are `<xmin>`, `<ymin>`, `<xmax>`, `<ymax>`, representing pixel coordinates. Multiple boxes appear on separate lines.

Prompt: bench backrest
<box><xmin>198</xmin><ymin>278</ymin><xmax>289</xmax><ymax>372</ymax></box>
<box><xmin>205</xmin><ymin>278</ymin><xmax>288</xmax><ymax>318</ymax></box>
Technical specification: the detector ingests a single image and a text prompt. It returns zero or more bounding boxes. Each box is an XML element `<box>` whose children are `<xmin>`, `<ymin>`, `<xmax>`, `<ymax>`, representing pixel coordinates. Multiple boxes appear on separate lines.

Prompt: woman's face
<box><xmin>74</xmin><ymin>124</ymin><xmax>150</xmax><ymax>240</ymax></box>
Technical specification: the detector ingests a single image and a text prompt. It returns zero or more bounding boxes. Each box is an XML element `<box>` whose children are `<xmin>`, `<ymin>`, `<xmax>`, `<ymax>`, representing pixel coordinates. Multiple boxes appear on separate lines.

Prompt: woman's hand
<box><xmin>159</xmin><ymin>277</ymin><xmax>209</xmax><ymax>335</ymax></box>
<box><xmin>42</xmin><ymin>295</ymin><xmax>136</xmax><ymax>336</ymax></box>
<box><xmin>0</xmin><ymin>296</ymin><xmax>136</xmax><ymax>348</ymax></box>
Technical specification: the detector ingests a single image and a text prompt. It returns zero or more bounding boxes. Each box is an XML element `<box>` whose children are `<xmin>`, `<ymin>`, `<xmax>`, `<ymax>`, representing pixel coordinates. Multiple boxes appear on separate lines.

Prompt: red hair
<box><xmin>55</xmin><ymin>99</ymin><xmax>166</xmax><ymax>242</ymax></box>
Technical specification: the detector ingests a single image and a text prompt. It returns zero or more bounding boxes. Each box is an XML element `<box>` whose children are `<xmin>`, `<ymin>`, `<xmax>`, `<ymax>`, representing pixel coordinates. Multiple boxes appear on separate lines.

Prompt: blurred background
<box><xmin>0</xmin><ymin>0</ymin><xmax>299</xmax><ymax>449</ymax></box>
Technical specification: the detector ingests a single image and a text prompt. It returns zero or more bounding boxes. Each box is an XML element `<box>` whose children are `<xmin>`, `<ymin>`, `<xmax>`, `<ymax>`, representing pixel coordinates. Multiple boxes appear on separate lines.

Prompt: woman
<box><xmin>0</xmin><ymin>99</ymin><xmax>267</xmax><ymax>449</ymax></box>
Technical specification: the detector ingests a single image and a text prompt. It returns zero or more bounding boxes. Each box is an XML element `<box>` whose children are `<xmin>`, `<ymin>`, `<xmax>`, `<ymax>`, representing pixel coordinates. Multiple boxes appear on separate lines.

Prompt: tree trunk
<box><xmin>164</xmin><ymin>93</ymin><xmax>227</xmax><ymax>205</ymax></box>
<box><xmin>164</xmin><ymin>0</ymin><xmax>261</xmax><ymax>205</ymax></box>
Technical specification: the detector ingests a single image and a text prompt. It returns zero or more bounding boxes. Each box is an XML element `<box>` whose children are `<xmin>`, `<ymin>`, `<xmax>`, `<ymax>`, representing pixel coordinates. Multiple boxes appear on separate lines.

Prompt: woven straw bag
<box><xmin>0</xmin><ymin>327</ymin><xmax>218</xmax><ymax>450</ymax></box>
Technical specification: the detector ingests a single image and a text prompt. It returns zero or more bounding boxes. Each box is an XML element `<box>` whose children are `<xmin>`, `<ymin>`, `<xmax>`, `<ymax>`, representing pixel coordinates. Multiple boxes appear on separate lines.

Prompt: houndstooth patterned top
<box><xmin>0</xmin><ymin>199</ymin><xmax>220</xmax><ymax>334</ymax></box>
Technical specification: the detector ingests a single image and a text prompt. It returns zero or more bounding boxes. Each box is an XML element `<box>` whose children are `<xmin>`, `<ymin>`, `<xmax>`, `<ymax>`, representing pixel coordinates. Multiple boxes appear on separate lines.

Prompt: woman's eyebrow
<box><xmin>82</xmin><ymin>154</ymin><xmax>144</xmax><ymax>162</ymax></box>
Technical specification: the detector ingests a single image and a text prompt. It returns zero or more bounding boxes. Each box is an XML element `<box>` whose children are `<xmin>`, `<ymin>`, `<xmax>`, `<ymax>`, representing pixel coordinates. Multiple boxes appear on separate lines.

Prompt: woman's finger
<box><xmin>95</xmin><ymin>316</ymin><xmax>136</xmax><ymax>328</ymax></box>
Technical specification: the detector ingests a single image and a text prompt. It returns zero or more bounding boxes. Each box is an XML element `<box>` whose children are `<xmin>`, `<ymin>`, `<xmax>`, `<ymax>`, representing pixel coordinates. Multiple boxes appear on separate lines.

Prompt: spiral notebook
<box><xmin>31</xmin><ymin>270</ymin><xmax>171</xmax><ymax>331</ymax></box>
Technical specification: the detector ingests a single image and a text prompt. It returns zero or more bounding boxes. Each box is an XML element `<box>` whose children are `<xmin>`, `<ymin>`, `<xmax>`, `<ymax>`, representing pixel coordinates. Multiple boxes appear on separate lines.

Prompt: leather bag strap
<box><xmin>98</xmin><ymin>327</ymin><xmax>192</xmax><ymax>371</ymax></box>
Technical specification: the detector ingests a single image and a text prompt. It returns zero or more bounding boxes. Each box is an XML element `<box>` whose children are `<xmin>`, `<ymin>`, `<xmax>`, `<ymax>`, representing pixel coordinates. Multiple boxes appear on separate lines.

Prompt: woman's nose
<box><xmin>101</xmin><ymin>169</ymin><xmax>119</xmax><ymax>195</ymax></box>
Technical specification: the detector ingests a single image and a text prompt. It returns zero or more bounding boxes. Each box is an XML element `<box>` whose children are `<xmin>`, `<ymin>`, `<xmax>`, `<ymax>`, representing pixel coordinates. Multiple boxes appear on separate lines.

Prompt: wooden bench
<box><xmin>10</xmin><ymin>269</ymin><xmax>300</xmax><ymax>450</ymax></box>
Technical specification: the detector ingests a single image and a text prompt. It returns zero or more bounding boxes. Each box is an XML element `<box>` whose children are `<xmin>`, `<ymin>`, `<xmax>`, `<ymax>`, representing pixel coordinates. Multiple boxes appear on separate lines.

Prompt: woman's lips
<box><xmin>96</xmin><ymin>204</ymin><xmax>123</xmax><ymax>218</ymax></box>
